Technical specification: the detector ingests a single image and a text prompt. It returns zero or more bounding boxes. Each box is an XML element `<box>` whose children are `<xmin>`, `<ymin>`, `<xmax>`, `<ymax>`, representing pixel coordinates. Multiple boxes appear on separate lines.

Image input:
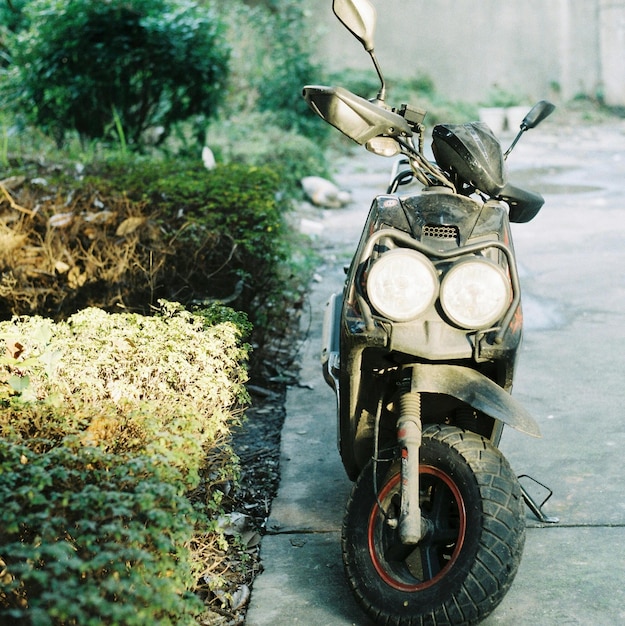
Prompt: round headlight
<box><xmin>440</xmin><ymin>258</ymin><xmax>511</xmax><ymax>329</ymax></box>
<box><xmin>367</xmin><ymin>249</ymin><xmax>438</xmax><ymax>322</ymax></box>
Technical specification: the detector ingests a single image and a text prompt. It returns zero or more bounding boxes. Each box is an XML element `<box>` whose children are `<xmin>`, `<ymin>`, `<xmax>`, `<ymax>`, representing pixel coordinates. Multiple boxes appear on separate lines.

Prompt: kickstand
<box><xmin>518</xmin><ymin>474</ymin><xmax>559</xmax><ymax>524</ymax></box>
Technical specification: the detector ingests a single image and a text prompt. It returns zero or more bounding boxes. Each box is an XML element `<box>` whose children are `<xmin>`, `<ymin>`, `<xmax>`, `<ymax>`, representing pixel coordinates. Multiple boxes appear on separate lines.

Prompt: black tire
<box><xmin>342</xmin><ymin>425</ymin><xmax>525</xmax><ymax>626</ymax></box>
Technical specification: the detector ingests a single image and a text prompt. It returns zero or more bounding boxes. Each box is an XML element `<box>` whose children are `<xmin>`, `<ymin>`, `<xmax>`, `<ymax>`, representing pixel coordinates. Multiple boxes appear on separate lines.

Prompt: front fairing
<box><xmin>341</xmin><ymin>189</ymin><xmax>522</xmax><ymax>365</ymax></box>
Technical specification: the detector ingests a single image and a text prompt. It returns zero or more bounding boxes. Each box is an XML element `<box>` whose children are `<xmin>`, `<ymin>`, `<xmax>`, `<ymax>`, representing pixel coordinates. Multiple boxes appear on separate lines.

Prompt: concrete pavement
<box><xmin>246</xmin><ymin>117</ymin><xmax>625</xmax><ymax>625</ymax></box>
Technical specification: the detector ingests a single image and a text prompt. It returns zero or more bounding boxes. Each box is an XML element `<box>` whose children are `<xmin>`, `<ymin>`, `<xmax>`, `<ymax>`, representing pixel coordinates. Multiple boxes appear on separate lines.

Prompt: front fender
<box><xmin>409</xmin><ymin>363</ymin><xmax>541</xmax><ymax>438</ymax></box>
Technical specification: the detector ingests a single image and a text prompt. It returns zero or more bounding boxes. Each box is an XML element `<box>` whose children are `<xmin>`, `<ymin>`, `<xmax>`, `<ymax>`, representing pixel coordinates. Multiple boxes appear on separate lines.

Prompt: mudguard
<box><xmin>408</xmin><ymin>362</ymin><xmax>541</xmax><ymax>438</ymax></box>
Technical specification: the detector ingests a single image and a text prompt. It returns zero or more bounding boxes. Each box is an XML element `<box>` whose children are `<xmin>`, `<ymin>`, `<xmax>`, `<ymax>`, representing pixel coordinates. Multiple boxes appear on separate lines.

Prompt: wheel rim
<box><xmin>367</xmin><ymin>464</ymin><xmax>467</xmax><ymax>591</ymax></box>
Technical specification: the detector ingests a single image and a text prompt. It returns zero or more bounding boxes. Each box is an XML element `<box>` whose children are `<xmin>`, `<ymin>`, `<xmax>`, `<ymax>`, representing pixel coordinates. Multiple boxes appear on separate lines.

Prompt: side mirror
<box><xmin>521</xmin><ymin>100</ymin><xmax>555</xmax><ymax>130</ymax></box>
<box><xmin>504</xmin><ymin>100</ymin><xmax>555</xmax><ymax>159</ymax></box>
<box><xmin>333</xmin><ymin>0</ymin><xmax>377</xmax><ymax>52</ymax></box>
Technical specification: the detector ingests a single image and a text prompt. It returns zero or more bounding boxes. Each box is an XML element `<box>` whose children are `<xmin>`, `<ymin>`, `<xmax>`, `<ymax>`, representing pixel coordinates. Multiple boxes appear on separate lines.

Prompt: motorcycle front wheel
<box><xmin>342</xmin><ymin>425</ymin><xmax>525</xmax><ymax>626</ymax></box>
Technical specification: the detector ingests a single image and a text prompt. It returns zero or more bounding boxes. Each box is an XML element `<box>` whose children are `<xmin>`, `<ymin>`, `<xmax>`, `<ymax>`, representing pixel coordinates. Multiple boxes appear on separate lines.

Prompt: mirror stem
<box><xmin>503</xmin><ymin>127</ymin><xmax>527</xmax><ymax>160</ymax></box>
<box><xmin>369</xmin><ymin>50</ymin><xmax>387</xmax><ymax>103</ymax></box>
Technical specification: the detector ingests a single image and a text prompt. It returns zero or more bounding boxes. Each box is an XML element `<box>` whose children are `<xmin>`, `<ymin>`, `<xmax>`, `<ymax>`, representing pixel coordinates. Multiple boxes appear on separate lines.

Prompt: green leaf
<box><xmin>8</xmin><ymin>374</ymin><xmax>30</xmax><ymax>392</ymax></box>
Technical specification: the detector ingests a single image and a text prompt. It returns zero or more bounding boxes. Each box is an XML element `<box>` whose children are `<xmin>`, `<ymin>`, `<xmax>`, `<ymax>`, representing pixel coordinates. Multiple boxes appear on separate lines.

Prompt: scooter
<box><xmin>304</xmin><ymin>1</ymin><xmax>557</xmax><ymax>624</ymax></box>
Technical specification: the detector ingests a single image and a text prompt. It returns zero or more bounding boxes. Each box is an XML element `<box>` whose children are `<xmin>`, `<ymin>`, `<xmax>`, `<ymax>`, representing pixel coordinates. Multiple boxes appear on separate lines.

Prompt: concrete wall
<box><xmin>599</xmin><ymin>0</ymin><xmax>625</xmax><ymax>106</ymax></box>
<box><xmin>312</xmin><ymin>0</ymin><xmax>617</xmax><ymax>105</ymax></box>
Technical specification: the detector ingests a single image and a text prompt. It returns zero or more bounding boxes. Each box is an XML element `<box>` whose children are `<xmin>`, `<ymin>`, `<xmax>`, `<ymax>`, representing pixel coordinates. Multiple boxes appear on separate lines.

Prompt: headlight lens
<box><xmin>367</xmin><ymin>249</ymin><xmax>438</xmax><ymax>322</ymax></box>
<box><xmin>440</xmin><ymin>258</ymin><xmax>511</xmax><ymax>329</ymax></box>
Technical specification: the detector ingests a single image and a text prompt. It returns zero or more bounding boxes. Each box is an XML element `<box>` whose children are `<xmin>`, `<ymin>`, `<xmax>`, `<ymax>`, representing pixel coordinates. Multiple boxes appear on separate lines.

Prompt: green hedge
<box><xmin>80</xmin><ymin>159</ymin><xmax>290</xmax><ymax>313</ymax></box>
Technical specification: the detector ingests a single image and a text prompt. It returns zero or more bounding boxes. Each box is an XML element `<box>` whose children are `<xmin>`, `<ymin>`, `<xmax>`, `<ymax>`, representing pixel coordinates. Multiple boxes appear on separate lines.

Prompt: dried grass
<box><xmin>0</xmin><ymin>178</ymin><xmax>181</xmax><ymax>318</ymax></box>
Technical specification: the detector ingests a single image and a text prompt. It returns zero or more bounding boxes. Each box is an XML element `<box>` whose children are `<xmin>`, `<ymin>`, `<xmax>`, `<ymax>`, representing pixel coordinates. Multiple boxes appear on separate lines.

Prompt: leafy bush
<box><xmin>0</xmin><ymin>302</ymin><xmax>250</xmax><ymax>623</ymax></box>
<box><xmin>0</xmin><ymin>443</ymin><xmax>203</xmax><ymax>625</ymax></box>
<box><xmin>0</xmin><ymin>0</ymin><xmax>29</xmax><ymax>34</ymax></box>
<box><xmin>214</xmin><ymin>0</ymin><xmax>326</xmax><ymax>142</ymax></box>
<box><xmin>206</xmin><ymin>111</ymin><xmax>329</xmax><ymax>196</ymax></box>
<box><xmin>1</xmin><ymin>0</ymin><xmax>28</xmax><ymax>70</ymax></box>
<box><xmin>0</xmin><ymin>1</ymin><xmax>24</xmax><ymax>71</ymax></box>
<box><xmin>253</xmin><ymin>1</ymin><xmax>323</xmax><ymax>139</ymax></box>
<box><xmin>1</xmin><ymin>0</ymin><xmax>230</xmax><ymax>148</ymax></box>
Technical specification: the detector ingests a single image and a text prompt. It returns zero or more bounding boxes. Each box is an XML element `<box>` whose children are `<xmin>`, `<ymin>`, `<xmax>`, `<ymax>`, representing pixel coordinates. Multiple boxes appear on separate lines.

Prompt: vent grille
<box><xmin>423</xmin><ymin>224</ymin><xmax>459</xmax><ymax>241</ymax></box>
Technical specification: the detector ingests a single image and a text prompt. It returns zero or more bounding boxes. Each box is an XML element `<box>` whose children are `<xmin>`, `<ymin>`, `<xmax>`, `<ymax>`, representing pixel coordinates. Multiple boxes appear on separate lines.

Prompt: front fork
<box><xmin>393</xmin><ymin>368</ymin><xmax>559</xmax><ymax>540</ymax></box>
<box><xmin>396</xmin><ymin>369</ymin><xmax>425</xmax><ymax>544</ymax></box>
